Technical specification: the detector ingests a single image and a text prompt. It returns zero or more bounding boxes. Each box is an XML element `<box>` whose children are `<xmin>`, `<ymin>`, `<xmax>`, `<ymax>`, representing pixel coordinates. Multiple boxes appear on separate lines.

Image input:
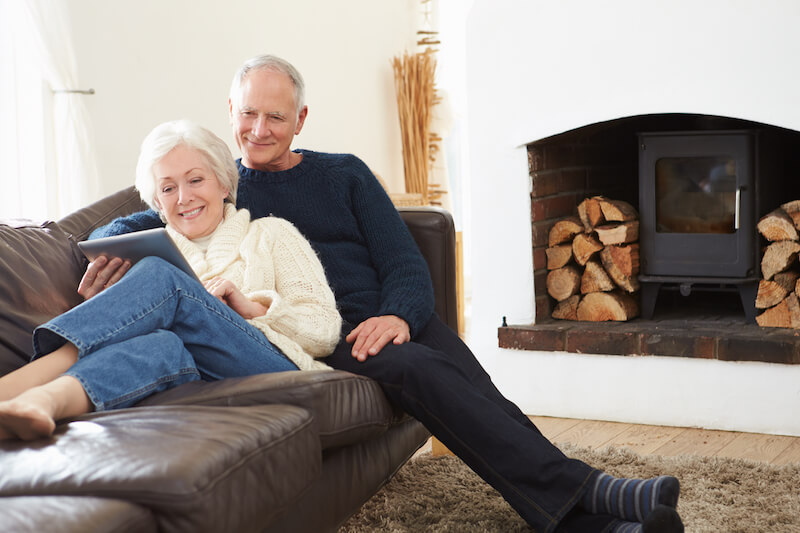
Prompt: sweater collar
<box><xmin>167</xmin><ymin>204</ymin><xmax>250</xmax><ymax>278</ymax></box>
<box><xmin>237</xmin><ymin>149</ymin><xmax>315</xmax><ymax>182</ymax></box>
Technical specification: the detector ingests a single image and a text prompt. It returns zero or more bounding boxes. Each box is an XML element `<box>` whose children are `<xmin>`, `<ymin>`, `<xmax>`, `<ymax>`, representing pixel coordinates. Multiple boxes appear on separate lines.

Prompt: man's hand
<box><xmin>77</xmin><ymin>256</ymin><xmax>131</xmax><ymax>300</ymax></box>
<box><xmin>204</xmin><ymin>276</ymin><xmax>268</xmax><ymax>319</ymax></box>
<box><xmin>345</xmin><ymin>315</ymin><xmax>410</xmax><ymax>362</ymax></box>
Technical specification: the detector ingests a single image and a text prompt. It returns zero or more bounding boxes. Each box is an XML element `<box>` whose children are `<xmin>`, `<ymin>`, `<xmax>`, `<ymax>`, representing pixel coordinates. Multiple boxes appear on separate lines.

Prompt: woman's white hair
<box><xmin>229</xmin><ymin>54</ymin><xmax>306</xmax><ymax>118</ymax></box>
<box><xmin>135</xmin><ymin>120</ymin><xmax>239</xmax><ymax>214</ymax></box>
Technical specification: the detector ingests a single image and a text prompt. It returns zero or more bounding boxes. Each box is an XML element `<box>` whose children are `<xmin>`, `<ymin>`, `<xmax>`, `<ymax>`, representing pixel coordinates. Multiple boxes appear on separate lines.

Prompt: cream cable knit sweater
<box><xmin>166</xmin><ymin>204</ymin><xmax>341</xmax><ymax>371</ymax></box>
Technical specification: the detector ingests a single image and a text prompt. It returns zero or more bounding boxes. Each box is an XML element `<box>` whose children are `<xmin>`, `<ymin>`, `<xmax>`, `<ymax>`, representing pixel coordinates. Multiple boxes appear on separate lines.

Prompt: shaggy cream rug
<box><xmin>339</xmin><ymin>443</ymin><xmax>800</xmax><ymax>532</ymax></box>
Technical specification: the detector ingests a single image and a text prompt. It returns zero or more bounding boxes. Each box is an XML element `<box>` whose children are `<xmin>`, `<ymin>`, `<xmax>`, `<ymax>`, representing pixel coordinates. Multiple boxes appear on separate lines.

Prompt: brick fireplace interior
<box><xmin>498</xmin><ymin>113</ymin><xmax>800</xmax><ymax>365</ymax></box>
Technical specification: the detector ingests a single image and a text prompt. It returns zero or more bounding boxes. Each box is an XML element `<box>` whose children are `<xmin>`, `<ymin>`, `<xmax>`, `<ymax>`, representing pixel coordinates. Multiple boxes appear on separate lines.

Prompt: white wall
<box><xmin>464</xmin><ymin>0</ymin><xmax>800</xmax><ymax>436</ymax></box>
<box><xmin>63</xmin><ymin>0</ymin><xmax>800</xmax><ymax>435</ymax></box>
<box><xmin>66</xmin><ymin>0</ymin><xmax>419</xmax><ymax>199</ymax></box>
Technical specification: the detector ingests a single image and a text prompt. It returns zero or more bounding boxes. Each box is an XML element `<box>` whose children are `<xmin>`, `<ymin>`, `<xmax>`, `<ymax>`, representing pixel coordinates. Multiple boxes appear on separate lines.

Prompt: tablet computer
<box><xmin>77</xmin><ymin>228</ymin><xmax>199</xmax><ymax>281</ymax></box>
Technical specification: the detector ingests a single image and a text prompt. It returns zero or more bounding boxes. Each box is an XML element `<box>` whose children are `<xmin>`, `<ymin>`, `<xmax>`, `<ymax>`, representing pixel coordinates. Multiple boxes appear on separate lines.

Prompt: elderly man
<box><xmin>84</xmin><ymin>55</ymin><xmax>684</xmax><ymax>533</ymax></box>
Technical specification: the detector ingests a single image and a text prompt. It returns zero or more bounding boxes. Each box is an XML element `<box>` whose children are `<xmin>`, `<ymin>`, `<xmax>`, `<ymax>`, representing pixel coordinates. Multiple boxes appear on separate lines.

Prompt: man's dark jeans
<box><xmin>326</xmin><ymin>316</ymin><xmax>619</xmax><ymax>532</ymax></box>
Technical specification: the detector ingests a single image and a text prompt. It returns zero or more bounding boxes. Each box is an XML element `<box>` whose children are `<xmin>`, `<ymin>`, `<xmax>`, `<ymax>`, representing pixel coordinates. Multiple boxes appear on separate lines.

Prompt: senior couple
<box><xmin>0</xmin><ymin>55</ymin><xmax>683</xmax><ymax>533</ymax></box>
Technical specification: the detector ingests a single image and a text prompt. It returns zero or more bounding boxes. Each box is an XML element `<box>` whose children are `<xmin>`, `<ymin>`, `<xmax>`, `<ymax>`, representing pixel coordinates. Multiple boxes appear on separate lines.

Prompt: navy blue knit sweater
<box><xmin>90</xmin><ymin>150</ymin><xmax>435</xmax><ymax>336</ymax></box>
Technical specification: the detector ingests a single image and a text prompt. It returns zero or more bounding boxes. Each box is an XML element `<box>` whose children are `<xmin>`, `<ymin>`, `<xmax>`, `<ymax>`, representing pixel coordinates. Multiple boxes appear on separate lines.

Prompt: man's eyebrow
<box><xmin>239</xmin><ymin>106</ymin><xmax>285</xmax><ymax>119</ymax></box>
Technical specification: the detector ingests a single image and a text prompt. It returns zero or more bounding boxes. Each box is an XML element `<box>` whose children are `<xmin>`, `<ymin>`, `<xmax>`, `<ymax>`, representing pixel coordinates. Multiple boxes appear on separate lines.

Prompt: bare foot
<box><xmin>0</xmin><ymin>398</ymin><xmax>57</xmax><ymax>441</ymax></box>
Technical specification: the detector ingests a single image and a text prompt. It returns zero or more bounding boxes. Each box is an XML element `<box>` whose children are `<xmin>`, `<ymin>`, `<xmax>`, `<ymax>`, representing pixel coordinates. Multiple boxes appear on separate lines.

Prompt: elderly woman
<box><xmin>0</xmin><ymin>120</ymin><xmax>341</xmax><ymax>440</ymax></box>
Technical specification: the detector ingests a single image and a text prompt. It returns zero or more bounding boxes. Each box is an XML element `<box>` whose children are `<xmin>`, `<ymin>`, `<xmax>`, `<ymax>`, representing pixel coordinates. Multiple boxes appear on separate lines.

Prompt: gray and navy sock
<box><xmin>582</xmin><ymin>472</ymin><xmax>680</xmax><ymax>523</ymax></box>
<box><xmin>612</xmin><ymin>521</ymin><xmax>643</xmax><ymax>533</ymax></box>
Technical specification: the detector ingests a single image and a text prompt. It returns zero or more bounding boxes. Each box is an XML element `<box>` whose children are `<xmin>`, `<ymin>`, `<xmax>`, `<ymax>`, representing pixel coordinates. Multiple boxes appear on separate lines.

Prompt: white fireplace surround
<box><xmin>463</xmin><ymin>0</ymin><xmax>800</xmax><ymax>436</ymax></box>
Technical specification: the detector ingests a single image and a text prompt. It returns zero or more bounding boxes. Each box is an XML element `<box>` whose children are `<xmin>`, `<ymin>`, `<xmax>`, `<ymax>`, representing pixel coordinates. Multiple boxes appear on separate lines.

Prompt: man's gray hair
<box><xmin>230</xmin><ymin>54</ymin><xmax>306</xmax><ymax>117</ymax></box>
<box><xmin>135</xmin><ymin>120</ymin><xmax>239</xmax><ymax>214</ymax></box>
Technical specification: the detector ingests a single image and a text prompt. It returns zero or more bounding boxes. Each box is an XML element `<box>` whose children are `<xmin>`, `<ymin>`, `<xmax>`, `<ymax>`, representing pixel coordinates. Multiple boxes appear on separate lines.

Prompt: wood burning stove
<box><xmin>637</xmin><ymin>130</ymin><xmax>760</xmax><ymax>322</ymax></box>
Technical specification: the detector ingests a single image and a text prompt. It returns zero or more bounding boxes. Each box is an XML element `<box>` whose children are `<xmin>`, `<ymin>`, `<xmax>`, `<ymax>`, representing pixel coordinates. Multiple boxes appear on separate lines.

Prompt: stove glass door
<box><xmin>655</xmin><ymin>156</ymin><xmax>737</xmax><ymax>234</ymax></box>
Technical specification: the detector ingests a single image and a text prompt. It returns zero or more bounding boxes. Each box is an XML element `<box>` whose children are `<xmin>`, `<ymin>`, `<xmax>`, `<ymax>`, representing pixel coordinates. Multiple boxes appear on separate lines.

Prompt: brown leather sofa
<box><xmin>0</xmin><ymin>186</ymin><xmax>458</xmax><ymax>533</ymax></box>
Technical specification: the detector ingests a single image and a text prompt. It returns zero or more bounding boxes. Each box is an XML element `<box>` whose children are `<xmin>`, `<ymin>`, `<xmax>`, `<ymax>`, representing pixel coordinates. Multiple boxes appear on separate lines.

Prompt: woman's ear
<box><xmin>153</xmin><ymin>199</ymin><xmax>167</xmax><ymax>224</ymax></box>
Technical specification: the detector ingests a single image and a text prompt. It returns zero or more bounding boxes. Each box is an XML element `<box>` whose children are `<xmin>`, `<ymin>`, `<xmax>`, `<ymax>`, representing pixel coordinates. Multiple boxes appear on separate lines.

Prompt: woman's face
<box><xmin>153</xmin><ymin>145</ymin><xmax>229</xmax><ymax>240</ymax></box>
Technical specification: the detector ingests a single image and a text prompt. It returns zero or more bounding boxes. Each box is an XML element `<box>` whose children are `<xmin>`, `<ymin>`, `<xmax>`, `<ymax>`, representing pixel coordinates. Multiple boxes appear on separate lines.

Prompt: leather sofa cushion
<box><xmin>137</xmin><ymin>369</ymin><xmax>398</xmax><ymax>450</ymax></box>
<box><xmin>0</xmin><ymin>496</ymin><xmax>156</xmax><ymax>533</ymax></box>
<box><xmin>0</xmin><ymin>219</ymin><xmax>86</xmax><ymax>376</ymax></box>
<box><xmin>0</xmin><ymin>404</ymin><xmax>320</xmax><ymax>533</ymax></box>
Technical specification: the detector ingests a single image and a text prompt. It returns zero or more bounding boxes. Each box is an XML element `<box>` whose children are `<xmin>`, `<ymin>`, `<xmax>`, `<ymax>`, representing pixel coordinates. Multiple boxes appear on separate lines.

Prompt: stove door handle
<box><xmin>734</xmin><ymin>186</ymin><xmax>744</xmax><ymax>230</ymax></box>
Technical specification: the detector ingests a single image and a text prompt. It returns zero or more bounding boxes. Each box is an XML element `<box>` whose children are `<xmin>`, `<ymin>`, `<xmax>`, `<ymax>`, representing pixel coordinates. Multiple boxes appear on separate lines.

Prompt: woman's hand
<box><xmin>204</xmin><ymin>277</ymin><xmax>268</xmax><ymax>319</ymax></box>
<box><xmin>77</xmin><ymin>256</ymin><xmax>131</xmax><ymax>300</ymax></box>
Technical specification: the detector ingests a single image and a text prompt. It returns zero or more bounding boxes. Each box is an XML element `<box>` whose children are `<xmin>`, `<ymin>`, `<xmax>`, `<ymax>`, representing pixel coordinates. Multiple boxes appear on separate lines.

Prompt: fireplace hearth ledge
<box><xmin>498</xmin><ymin>319</ymin><xmax>800</xmax><ymax>365</ymax></box>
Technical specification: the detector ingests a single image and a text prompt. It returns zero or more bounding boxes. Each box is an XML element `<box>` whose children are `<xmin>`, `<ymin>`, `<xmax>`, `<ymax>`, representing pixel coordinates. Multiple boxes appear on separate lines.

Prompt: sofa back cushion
<box><xmin>397</xmin><ymin>206</ymin><xmax>458</xmax><ymax>332</ymax></box>
<box><xmin>58</xmin><ymin>186</ymin><xmax>149</xmax><ymax>241</ymax></box>
<box><xmin>0</xmin><ymin>220</ymin><xmax>86</xmax><ymax>375</ymax></box>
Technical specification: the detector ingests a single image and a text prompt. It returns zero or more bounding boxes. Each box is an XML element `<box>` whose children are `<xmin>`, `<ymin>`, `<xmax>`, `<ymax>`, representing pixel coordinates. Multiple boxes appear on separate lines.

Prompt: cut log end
<box><xmin>757</xmin><ymin>271</ymin><xmax>800</xmax><ymax>309</ymax></box>
<box><xmin>595</xmin><ymin>221</ymin><xmax>639</xmax><ymax>246</ymax></box>
<box><xmin>597</xmin><ymin>198</ymin><xmax>639</xmax><ymax>222</ymax></box>
<box><xmin>577</xmin><ymin>197</ymin><xmax>604</xmax><ymax>232</ymax></box>
<box><xmin>546</xmin><ymin>266</ymin><xmax>581</xmax><ymax>302</ymax></box>
<box><xmin>548</xmin><ymin>217</ymin><xmax>583</xmax><ymax>248</ymax></box>
<box><xmin>780</xmin><ymin>200</ymin><xmax>800</xmax><ymax>231</ymax></box>
<box><xmin>761</xmin><ymin>241</ymin><xmax>800</xmax><ymax>281</ymax></box>
<box><xmin>576</xmin><ymin>291</ymin><xmax>640</xmax><ymax>321</ymax></box>
<box><xmin>552</xmin><ymin>294</ymin><xmax>580</xmax><ymax>320</ymax></box>
<box><xmin>756</xmin><ymin>298</ymin><xmax>792</xmax><ymax>328</ymax></box>
<box><xmin>756</xmin><ymin>280</ymin><xmax>789</xmax><ymax>309</ymax></box>
<box><xmin>545</xmin><ymin>244</ymin><xmax>573</xmax><ymax>270</ymax></box>
<box><xmin>600</xmin><ymin>244</ymin><xmax>640</xmax><ymax>293</ymax></box>
<box><xmin>572</xmin><ymin>233</ymin><xmax>604</xmax><ymax>266</ymax></box>
<box><xmin>581</xmin><ymin>260</ymin><xmax>615</xmax><ymax>294</ymax></box>
<box><xmin>757</xmin><ymin>208</ymin><xmax>799</xmax><ymax>242</ymax></box>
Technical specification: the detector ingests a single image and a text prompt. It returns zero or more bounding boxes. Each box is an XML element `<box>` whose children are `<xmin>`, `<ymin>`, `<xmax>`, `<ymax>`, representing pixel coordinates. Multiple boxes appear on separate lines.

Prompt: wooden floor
<box><xmin>427</xmin><ymin>417</ymin><xmax>800</xmax><ymax>465</ymax></box>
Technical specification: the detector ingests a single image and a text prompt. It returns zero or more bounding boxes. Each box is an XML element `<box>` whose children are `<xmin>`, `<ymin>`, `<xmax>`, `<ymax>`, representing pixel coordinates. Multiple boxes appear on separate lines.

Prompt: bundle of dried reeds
<box><xmin>392</xmin><ymin>50</ymin><xmax>438</xmax><ymax>204</ymax></box>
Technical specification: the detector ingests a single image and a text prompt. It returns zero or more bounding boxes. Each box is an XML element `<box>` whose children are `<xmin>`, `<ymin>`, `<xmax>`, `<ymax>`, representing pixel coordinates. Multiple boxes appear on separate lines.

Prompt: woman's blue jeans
<box><xmin>32</xmin><ymin>257</ymin><xmax>297</xmax><ymax>411</ymax></box>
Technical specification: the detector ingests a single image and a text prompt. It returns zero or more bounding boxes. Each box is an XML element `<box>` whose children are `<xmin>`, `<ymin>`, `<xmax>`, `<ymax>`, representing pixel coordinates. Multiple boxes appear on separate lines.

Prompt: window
<box><xmin>0</xmin><ymin>0</ymin><xmax>98</xmax><ymax>221</ymax></box>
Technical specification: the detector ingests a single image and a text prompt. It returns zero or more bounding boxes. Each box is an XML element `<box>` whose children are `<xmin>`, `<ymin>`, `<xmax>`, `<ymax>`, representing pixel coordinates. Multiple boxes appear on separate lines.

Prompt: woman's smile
<box><xmin>180</xmin><ymin>206</ymin><xmax>204</xmax><ymax>218</ymax></box>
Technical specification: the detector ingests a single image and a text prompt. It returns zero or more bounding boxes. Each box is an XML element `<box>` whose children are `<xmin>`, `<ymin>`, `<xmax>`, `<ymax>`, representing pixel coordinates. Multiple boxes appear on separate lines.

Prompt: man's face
<box><xmin>229</xmin><ymin>69</ymin><xmax>307</xmax><ymax>172</ymax></box>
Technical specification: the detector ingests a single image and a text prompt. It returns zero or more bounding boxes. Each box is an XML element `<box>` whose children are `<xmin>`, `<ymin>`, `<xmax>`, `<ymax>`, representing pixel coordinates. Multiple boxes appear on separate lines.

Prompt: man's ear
<box><xmin>295</xmin><ymin>105</ymin><xmax>308</xmax><ymax>135</ymax></box>
<box><xmin>228</xmin><ymin>98</ymin><xmax>234</xmax><ymax>122</ymax></box>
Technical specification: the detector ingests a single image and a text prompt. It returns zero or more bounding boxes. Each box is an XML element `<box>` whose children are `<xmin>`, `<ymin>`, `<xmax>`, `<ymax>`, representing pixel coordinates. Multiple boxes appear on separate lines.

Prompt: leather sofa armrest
<box><xmin>398</xmin><ymin>206</ymin><xmax>458</xmax><ymax>332</ymax></box>
<box><xmin>137</xmin><ymin>369</ymin><xmax>396</xmax><ymax>449</ymax></box>
<box><xmin>0</xmin><ymin>220</ymin><xmax>87</xmax><ymax>374</ymax></box>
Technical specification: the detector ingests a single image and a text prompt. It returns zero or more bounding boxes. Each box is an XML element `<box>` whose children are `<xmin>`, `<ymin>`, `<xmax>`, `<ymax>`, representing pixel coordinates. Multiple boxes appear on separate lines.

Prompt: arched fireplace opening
<box><xmin>501</xmin><ymin>113</ymin><xmax>800</xmax><ymax>364</ymax></box>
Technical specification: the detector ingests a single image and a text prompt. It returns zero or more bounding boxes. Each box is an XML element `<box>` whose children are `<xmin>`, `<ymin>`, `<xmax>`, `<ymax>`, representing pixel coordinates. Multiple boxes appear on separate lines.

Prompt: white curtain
<box><xmin>0</xmin><ymin>0</ymin><xmax>99</xmax><ymax>221</ymax></box>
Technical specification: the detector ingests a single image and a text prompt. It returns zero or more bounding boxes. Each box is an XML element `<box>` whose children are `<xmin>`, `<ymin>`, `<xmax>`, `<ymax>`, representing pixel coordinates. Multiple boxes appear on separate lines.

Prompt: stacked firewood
<box><xmin>755</xmin><ymin>200</ymin><xmax>800</xmax><ymax>328</ymax></box>
<box><xmin>546</xmin><ymin>196</ymin><xmax>640</xmax><ymax>321</ymax></box>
